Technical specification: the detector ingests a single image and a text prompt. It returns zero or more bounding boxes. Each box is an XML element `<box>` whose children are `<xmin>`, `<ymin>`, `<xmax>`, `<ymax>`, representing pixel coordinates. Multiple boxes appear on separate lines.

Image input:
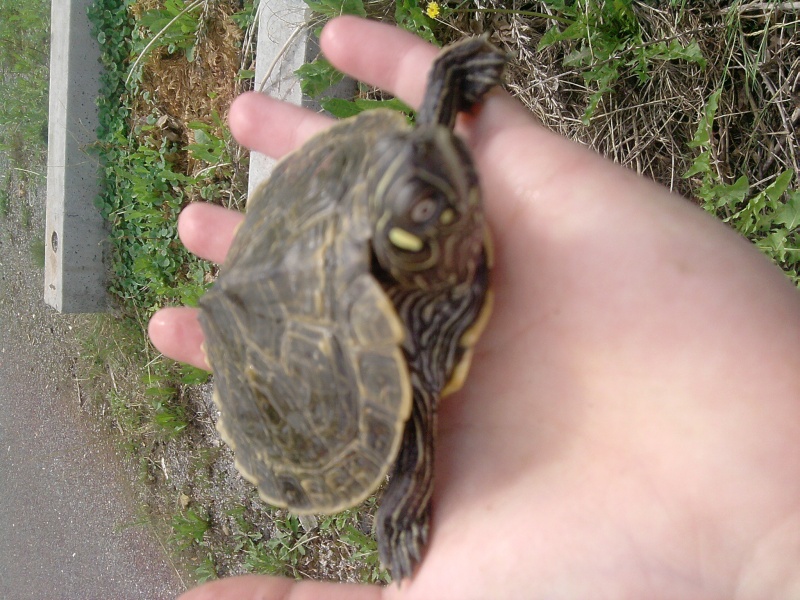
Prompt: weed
<box><xmin>142</xmin><ymin>370</ymin><xmax>190</xmax><ymax>440</ymax></box>
<box><xmin>537</xmin><ymin>0</ymin><xmax>706</xmax><ymax>123</ymax></box>
<box><xmin>152</xmin><ymin>399</ymin><xmax>190</xmax><ymax>438</ymax></box>
<box><xmin>258</xmin><ymin>515</ymin><xmax>312</xmax><ymax>577</ymax></box>
<box><xmin>321</xmin><ymin>501</ymin><xmax>388</xmax><ymax>583</ymax></box>
<box><xmin>297</xmin><ymin>57</ymin><xmax>346</xmax><ymax>98</ymax></box>
<box><xmin>222</xmin><ymin>506</ymin><xmax>303</xmax><ymax>577</ymax></box>
<box><xmin>187</xmin><ymin>114</ymin><xmax>232</xmax><ymax>171</ymax></box>
<box><xmin>340</xmin><ymin>525</ymin><xmax>387</xmax><ymax>583</ymax></box>
<box><xmin>394</xmin><ymin>0</ymin><xmax>438</xmax><ymax>44</ymax></box>
<box><xmin>193</xmin><ymin>552</ymin><xmax>218</xmax><ymax>582</ymax></box>
<box><xmin>170</xmin><ymin>508</ymin><xmax>211</xmax><ymax>549</ymax></box>
<box><xmin>685</xmin><ymin>88</ymin><xmax>800</xmax><ymax>283</ymax></box>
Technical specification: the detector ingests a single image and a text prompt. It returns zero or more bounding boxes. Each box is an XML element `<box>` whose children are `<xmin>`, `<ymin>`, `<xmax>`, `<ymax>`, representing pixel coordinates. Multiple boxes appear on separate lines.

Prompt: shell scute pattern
<box><xmin>199</xmin><ymin>111</ymin><xmax>413</xmax><ymax>514</ymax></box>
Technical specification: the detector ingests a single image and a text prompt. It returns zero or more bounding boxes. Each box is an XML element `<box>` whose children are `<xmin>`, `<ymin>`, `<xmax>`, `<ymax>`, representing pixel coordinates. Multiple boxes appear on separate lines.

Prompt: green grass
<box><xmin>0</xmin><ymin>0</ymin><xmax>49</xmax><ymax>228</ymax></box>
<box><xmin>29</xmin><ymin>236</ymin><xmax>45</xmax><ymax>268</ymax></box>
<box><xmin>0</xmin><ymin>0</ymin><xmax>50</xmax><ymax>164</ymax></box>
<box><xmin>0</xmin><ymin>188</ymin><xmax>9</xmax><ymax>219</ymax></box>
<box><xmin>78</xmin><ymin>313</ymin><xmax>205</xmax><ymax>451</ymax></box>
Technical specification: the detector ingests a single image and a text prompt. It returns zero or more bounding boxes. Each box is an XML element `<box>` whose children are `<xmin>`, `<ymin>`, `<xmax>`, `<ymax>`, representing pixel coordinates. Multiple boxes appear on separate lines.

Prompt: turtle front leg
<box><xmin>376</xmin><ymin>385</ymin><xmax>437</xmax><ymax>581</ymax></box>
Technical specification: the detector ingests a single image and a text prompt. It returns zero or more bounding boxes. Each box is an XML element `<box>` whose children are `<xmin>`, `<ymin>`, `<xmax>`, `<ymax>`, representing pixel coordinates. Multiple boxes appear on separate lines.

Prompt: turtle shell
<box><xmin>198</xmin><ymin>110</ymin><xmax>414</xmax><ymax>513</ymax></box>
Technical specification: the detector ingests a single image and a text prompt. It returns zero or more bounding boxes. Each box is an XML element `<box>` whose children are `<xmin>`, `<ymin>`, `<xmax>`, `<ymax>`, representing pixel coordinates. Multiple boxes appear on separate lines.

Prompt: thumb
<box><xmin>177</xmin><ymin>575</ymin><xmax>384</xmax><ymax>600</ymax></box>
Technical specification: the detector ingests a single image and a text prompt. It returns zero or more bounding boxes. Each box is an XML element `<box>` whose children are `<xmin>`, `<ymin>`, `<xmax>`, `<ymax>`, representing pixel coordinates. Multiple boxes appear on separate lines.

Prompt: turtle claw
<box><xmin>416</xmin><ymin>36</ymin><xmax>507</xmax><ymax>129</ymax></box>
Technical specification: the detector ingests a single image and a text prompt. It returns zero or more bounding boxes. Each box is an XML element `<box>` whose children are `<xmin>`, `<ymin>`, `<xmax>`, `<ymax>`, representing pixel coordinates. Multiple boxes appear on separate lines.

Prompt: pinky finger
<box><xmin>148</xmin><ymin>306</ymin><xmax>210</xmax><ymax>370</ymax></box>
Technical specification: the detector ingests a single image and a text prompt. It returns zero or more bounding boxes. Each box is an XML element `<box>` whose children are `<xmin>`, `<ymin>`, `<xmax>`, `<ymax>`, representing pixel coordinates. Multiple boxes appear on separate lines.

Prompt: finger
<box><xmin>177</xmin><ymin>574</ymin><xmax>382</xmax><ymax>600</ymax></box>
<box><xmin>321</xmin><ymin>18</ymin><xmax>581</xmax><ymax>216</ymax></box>
<box><xmin>321</xmin><ymin>16</ymin><xmax>437</xmax><ymax>110</ymax></box>
<box><xmin>320</xmin><ymin>17</ymin><xmax>544</xmax><ymax>146</ymax></box>
<box><xmin>148</xmin><ymin>306</ymin><xmax>209</xmax><ymax>370</ymax></box>
<box><xmin>178</xmin><ymin>202</ymin><xmax>243</xmax><ymax>264</ymax></box>
<box><xmin>229</xmin><ymin>92</ymin><xmax>333</xmax><ymax>159</ymax></box>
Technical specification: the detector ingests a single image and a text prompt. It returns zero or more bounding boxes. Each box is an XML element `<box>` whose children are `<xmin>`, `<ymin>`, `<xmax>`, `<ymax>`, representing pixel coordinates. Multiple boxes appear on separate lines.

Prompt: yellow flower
<box><xmin>426</xmin><ymin>2</ymin><xmax>441</xmax><ymax>19</ymax></box>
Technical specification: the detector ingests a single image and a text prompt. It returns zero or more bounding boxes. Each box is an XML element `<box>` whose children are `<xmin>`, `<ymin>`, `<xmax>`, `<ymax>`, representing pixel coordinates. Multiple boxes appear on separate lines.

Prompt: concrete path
<box><xmin>0</xmin><ymin>178</ymin><xmax>185</xmax><ymax>599</ymax></box>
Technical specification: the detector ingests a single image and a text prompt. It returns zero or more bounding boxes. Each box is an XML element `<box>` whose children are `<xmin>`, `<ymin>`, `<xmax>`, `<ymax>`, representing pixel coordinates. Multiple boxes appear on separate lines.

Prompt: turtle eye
<box><xmin>410</xmin><ymin>197</ymin><xmax>439</xmax><ymax>224</ymax></box>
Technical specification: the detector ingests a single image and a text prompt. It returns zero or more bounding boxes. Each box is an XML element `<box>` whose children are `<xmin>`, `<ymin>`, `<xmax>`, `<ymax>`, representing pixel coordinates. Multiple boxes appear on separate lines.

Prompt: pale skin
<box><xmin>148</xmin><ymin>16</ymin><xmax>800</xmax><ymax>600</ymax></box>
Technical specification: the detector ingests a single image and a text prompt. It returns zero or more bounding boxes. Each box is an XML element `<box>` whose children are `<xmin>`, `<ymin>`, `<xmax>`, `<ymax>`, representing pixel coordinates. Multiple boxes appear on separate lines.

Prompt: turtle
<box><xmin>198</xmin><ymin>36</ymin><xmax>506</xmax><ymax>581</ymax></box>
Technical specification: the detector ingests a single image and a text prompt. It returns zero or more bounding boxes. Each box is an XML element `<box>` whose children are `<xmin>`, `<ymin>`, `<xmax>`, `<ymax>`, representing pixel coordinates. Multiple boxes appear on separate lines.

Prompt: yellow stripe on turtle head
<box><xmin>388</xmin><ymin>227</ymin><xmax>424</xmax><ymax>252</ymax></box>
<box><xmin>439</xmin><ymin>208</ymin><xmax>455</xmax><ymax>225</ymax></box>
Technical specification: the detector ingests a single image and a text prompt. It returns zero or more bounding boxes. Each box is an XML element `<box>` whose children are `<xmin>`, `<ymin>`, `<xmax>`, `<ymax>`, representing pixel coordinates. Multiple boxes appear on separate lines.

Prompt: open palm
<box><xmin>149</xmin><ymin>17</ymin><xmax>800</xmax><ymax>600</ymax></box>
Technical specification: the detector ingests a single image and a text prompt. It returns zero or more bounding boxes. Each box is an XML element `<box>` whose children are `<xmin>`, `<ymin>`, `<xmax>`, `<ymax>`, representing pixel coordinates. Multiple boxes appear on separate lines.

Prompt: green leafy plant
<box><xmin>394</xmin><ymin>0</ymin><xmax>438</xmax><ymax>44</ymax></box>
<box><xmin>321</xmin><ymin>97</ymin><xmax>413</xmax><ymax>120</ymax></box>
<box><xmin>538</xmin><ymin>0</ymin><xmax>706</xmax><ymax>122</ymax></box>
<box><xmin>150</xmin><ymin>397</ymin><xmax>189</xmax><ymax>438</ymax></box>
<box><xmin>193</xmin><ymin>552</ymin><xmax>218</xmax><ymax>582</ymax></box>
<box><xmin>129</xmin><ymin>0</ymin><xmax>204</xmax><ymax>81</ymax></box>
<box><xmin>170</xmin><ymin>508</ymin><xmax>211</xmax><ymax>549</ymax></box>
<box><xmin>299</xmin><ymin>0</ymin><xmax>439</xmax><ymax>116</ymax></box>
<box><xmin>224</xmin><ymin>509</ymin><xmax>300</xmax><ymax>577</ymax></box>
<box><xmin>296</xmin><ymin>57</ymin><xmax>345</xmax><ymax>98</ymax></box>
<box><xmin>187</xmin><ymin>116</ymin><xmax>231</xmax><ymax>167</ymax></box>
<box><xmin>685</xmin><ymin>89</ymin><xmax>799</xmax><ymax>283</ymax></box>
<box><xmin>258</xmin><ymin>515</ymin><xmax>314</xmax><ymax>577</ymax></box>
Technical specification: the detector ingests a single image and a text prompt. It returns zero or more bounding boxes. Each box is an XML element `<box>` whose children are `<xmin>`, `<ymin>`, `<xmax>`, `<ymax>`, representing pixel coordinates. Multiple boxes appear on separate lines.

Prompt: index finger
<box><xmin>320</xmin><ymin>17</ymin><xmax>536</xmax><ymax>134</ymax></box>
<box><xmin>321</xmin><ymin>16</ymin><xmax>438</xmax><ymax>111</ymax></box>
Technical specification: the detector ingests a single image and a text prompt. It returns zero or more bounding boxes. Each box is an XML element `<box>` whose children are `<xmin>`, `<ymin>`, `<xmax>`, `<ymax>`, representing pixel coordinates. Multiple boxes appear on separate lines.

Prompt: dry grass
<box><xmin>134</xmin><ymin>3</ymin><xmax>241</xmax><ymax>127</ymax></box>
<box><xmin>126</xmin><ymin>0</ymin><xmax>800</xmax><ymax>205</ymax></box>
<box><xmin>439</xmin><ymin>1</ymin><xmax>799</xmax><ymax>200</ymax></box>
<box><xmin>128</xmin><ymin>0</ymin><xmax>251</xmax><ymax>196</ymax></box>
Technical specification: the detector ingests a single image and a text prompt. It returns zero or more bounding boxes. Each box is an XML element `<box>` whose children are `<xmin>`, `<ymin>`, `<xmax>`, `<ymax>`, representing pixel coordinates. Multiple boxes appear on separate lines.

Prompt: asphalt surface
<box><xmin>0</xmin><ymin>178</ymin><xmax>185</xmax><ymax>599</ymax></box>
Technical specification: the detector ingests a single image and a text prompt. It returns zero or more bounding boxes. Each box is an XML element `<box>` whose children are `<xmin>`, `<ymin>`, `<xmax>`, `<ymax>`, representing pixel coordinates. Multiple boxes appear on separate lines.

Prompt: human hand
<box><xmin>149</xmin><ymin>16</ymin><xmax>800</xmax><ymax>600</ymax></box>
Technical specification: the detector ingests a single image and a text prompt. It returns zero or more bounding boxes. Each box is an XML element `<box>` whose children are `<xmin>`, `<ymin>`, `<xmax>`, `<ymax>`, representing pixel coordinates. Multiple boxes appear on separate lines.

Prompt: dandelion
<box><xmin>426</xmin><ymin>2</ymin><xmax>441</xmax><ymax>19</ymax></box>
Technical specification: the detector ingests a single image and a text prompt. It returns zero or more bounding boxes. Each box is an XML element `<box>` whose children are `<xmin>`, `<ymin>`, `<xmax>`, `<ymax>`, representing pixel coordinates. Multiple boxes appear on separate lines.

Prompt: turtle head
<box><xmin>369</xmin><ymin>125</ymin><xmax>485</xmax><ymax>290</ymax></box>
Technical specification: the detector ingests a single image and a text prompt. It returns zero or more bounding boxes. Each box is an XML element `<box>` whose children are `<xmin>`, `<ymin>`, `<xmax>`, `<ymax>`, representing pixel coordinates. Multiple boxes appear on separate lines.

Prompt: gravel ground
<box><xmin>0</xmin><ymin>174</ymin><xmax>185</xmax><ymax>599</ymax></box>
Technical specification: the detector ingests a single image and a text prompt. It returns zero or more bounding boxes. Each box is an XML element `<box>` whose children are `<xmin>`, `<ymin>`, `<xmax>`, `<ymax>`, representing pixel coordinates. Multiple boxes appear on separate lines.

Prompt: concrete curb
<box><xmin>248</xmin><ymin>0</ymin><xmax>310</xmax><ymax>192</ymax></box>
<box><xmin>44</xmin><ymin>1</ymin><xmax>352</xmax><ymax>312</ymax></box>
<box><xmin>44</xmin><ymin>0</ymin><xmax>109</xmax><ymax>313</ymax></box>
<box><xmin>248</xmin><ymin>2</ymin><xmax>355</xmax><ymax>192</ymax></box>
